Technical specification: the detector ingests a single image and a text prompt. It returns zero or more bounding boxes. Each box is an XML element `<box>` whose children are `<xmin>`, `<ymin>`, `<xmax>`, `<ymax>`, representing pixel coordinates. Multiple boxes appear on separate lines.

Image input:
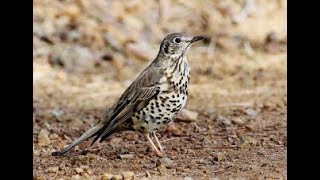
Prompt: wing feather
<box><xmin>91</xmin><ymin>66</ymin><xmax>163</xmax><ymax>145</ymax></box>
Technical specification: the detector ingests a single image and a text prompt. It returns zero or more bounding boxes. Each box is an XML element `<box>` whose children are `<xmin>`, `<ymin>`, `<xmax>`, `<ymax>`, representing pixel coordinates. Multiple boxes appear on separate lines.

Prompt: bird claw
<box><xmin>155</xmin><ymin>150</ymin><xmax>164</xmax><ymax>157</ymax></box>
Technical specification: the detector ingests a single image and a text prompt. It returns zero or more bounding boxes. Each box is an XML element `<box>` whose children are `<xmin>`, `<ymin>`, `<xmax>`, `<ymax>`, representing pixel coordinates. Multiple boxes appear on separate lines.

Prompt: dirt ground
<box><xmin>33</xmin><ymin>0</ymin><xmax>287</xmax><ymax>179</ymax></box>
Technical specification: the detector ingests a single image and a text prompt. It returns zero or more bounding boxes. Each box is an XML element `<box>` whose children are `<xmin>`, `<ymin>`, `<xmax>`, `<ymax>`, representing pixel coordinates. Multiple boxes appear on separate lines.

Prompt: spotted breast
<box><xmin>132</xmin><ymin>56</ymin><xmax>190</xmax><ymax>132</ymax></box>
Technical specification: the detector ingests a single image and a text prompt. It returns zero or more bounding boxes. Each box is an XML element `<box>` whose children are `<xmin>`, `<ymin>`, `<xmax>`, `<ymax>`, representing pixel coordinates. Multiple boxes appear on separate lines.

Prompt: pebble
<box><xmin>119</xmin><ymin>154</ymin><xmax>135</xmax><ymax>159</ymax></box>
<box><xmin>216</xmin><ymin>115</ymin><xmax>232</xmax><ymax>126</ymax></box>
<box><xmin>49</xmin><ymin>133</ymin><xmax>59</xmax><ymax>140</ymax></box>
<box><xmin>157</xmin><ymin>164</ymin><xmax>167</xmax><ymax>176</ymax></box>
<box><xmin>38</xmin><ymin>129</ymin><xmax>51</xmax><ymax>147</ymax></box>
<box><xmin>112</xmin><ymin>175</ymin><xmax>123</xmax><ymax>180</ymax></box>
<box><xmin>159</xmin><ymin>157</ymin><xmax>174</xmax><ymax>168</ymax></box>
<box><xmin>122</xmin><ymin>171</ymin><xmax>135</xmax><ymax>180</ymax></box>
<box><xmin>48</xmin><ymin>166</ymin><xmax>59</xmax><ymax>173</ymax></box>
<box><xmin>213</xmin><ymin>152</ymin><xmax>225</xmax><ymax>162</ymax></box>
<box><xmin>184</xmin><ymin>177</ymin><xmax>193</xmax><ymax>180</ymax></box>
<box><xmin>176</xmin><ymin>109</ymin><xmax>198</xmax><ymax>122</ymax></box>
<box><xmin>110</xmin><ymin>137</ymin><xmax>123</xmax><ymax>147</ymax></box>
<box><xmin>101</xmin><ymin>173</ymin><xmax>113</xmax><ymax>180</ymax></box>
<box><xmin>231</xmin><ymin>117</ymin><xmax>244</xmax><ymax>125</ymax></box>
<box><xmin>166</xmin><ymin>124</ymin><xmax>182</xmax><ymax>136</ymax></box>
<box><xmin>71</xmin><ymin>174</ymin><xmax>81</xmax><ymax>180</ymax></box>
<box><xmin>125</xmin><ymin>133</ymin><xmax>139</xmax><ymax>141</ymax></box>
<box><xmin>75</xmin><ymin>168</ymin><xmax>84</xmax><ymax>174</ymax></box>
<box><xmin>244</xmin><ymin>108</ymin><xmax>258</xmax><ymax>117</ymax></box>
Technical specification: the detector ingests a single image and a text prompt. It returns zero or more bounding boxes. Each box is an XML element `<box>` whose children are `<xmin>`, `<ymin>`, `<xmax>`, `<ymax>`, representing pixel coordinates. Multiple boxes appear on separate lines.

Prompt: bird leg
<box><xmin>145</xmin><ymin>133</ymin><xmax>163</xmax><ymax>157</ymax></box>
<box><xmin>152</xmin><ymin>131</ymin><xmax>164</xmax><ymax>153</ymax></box>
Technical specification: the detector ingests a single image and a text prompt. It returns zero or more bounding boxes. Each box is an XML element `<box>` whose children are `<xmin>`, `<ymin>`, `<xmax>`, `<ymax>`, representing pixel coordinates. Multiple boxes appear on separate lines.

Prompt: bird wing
<box><xmin>91</xmin><ymin>65</ymin><xmax>163</xmax><ymax>144</ymax></box>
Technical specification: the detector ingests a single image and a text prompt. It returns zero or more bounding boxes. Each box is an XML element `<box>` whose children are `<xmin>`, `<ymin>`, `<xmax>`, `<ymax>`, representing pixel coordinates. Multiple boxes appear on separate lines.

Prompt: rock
<box><xmin>126</xmin><ymin>41</ymin><xmax>154</xmax><ymax>61</ymax></box>
<box><xmin>244</xmin><ymin>108</ymin><xmax>258</xmax><ymax>117</ymax></box>
<box><xmin>101</xmin><ymin>173</ymin><xmax>113</xmax><ymax>180</ymax></box>
<box><xmin>166</xmin><ymin>123</ymin><xmax>182</xmax><ymax>136</ymax></box>
<box><xmin>112</xmin><ymin>175</ymin><xmax>123</xmax><ymax>180</ymax></box>
<box><xmin>75</xmin><ymin>167</ymin><xmax>84</xmax><ymax>174</ymax></box>
<box><xmin>38</xmin><ymin>129</ymin><xmax>51</xmax><ymax>147</ymax></box>
<box><xmin>121</xmin><ymin>171</ymin><xmax>135</xmax><ymax>180</ymax></box>
<box><xmin>34</xmin><ymin>149</ymin><xmax>40</xmax><ymax>156</ymax></box>
<box><xmin>176</xmin><ymin>109</ymin><xmax>198</xmax><ymax>122</ymax></box>
<box><xmin>231</xmin><ymin>117</ymin><xmax>244</xmax><ymax>125</ymax></box>
<box><xmin>48</xmin><ymin>166</ymin><xmax>59</xmax><ymax>173</ymax></box>
<box><xmin>49</xmin><ymin>133</ymin><xmax>59</xmax><ymax>140</ymax></box>
<box><xmin>216</xmin><ymin>115</ymin><xmax>232</xmax><ymax>126</ymax></box>
<box><xmin>110</xmin><ymin>137</ymin><xmax>123</xmax><ymax>147</ymax></box>
<box><xmin>119</xmin><ymin>154</ymin><xmax>134</xmax><ymax>159</ymax></box>
<box><xmin>79</xmin><ymin>140</ymin><xmax>92</xmax><ymax>150</ymax></box>
<box><xmin>187</xmin><ymin>149</ymin><xmax>196</xmax><ymax>155</ymax></box>
<box><xmin>184</xmin><ymin>177</ymin><xmax>193</xmax><ymax>180</ymax></box>
<box><xmin>125</xmin><ymin>133</ymin><xmax>139</xmax><ymax>141</ymax></box>
<box><xmin>159</xmin><ymin>157</ymin><xmax>174</xmax><ymax>168</ymax></box>
<box><xmin>52</xmin><ymin>109</ymin><xmax>64</xmax><ymax>118</ymax></box>
<box><xmin>48</xmin><ymin>45</ymin><xmax>95</xmax><ymax>73</ymax></box>
<box><xmin>157</xmin><ymin>164</ymin><xmax>167</xmax><ymax>176</ymax></box>
<box><xmin>239</xmin><ymin>136</ymin><xmax>256</xmax><ymax>149</ymax></box>
<box><xmin>213</xmin><ymin>153</ymin><xmax>225</xmax><ymax>162</ymax></box>
<box><xmin>71</xmin><ymin>174</ymin><xmax>81</xmax><ymax>180</ymax></box>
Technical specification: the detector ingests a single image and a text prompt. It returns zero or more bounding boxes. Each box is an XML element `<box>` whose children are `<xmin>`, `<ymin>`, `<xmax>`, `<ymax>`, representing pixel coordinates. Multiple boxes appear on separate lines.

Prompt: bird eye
<box><xmin>174</xmin><ymin>37</ymin><xmax>181</xmax><ymax>43</ymax></box>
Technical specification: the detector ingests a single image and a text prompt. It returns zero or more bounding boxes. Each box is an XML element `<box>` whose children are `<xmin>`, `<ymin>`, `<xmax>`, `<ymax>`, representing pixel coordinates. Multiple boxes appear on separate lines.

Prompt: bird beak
<box><xmin>190</xmin><ymin>36</ymin><xmax>204</xmax><ymax>43</ymax></box>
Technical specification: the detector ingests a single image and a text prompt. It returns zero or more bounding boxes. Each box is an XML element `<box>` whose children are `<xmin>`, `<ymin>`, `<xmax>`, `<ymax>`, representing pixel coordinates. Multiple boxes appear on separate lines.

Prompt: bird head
<box><xmin>159</xmin><ymin>33</ymin><xmax>204</xmax><ymax>58</ymax></box>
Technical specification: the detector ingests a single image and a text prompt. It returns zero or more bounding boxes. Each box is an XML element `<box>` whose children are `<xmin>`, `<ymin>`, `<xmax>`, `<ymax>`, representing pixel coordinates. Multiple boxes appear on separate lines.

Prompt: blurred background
<box><xmin>33</xmin><ymin>0</ymin><xmax>287</xmax><ymax>179</ymax></box>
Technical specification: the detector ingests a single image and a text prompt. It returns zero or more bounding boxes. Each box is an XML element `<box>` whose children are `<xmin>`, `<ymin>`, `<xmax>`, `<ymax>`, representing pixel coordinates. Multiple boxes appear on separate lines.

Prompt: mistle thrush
<box><xmin>52</xmin><ymin>33</ymin><xmax>204</xmax><ymax>157</ymax></box>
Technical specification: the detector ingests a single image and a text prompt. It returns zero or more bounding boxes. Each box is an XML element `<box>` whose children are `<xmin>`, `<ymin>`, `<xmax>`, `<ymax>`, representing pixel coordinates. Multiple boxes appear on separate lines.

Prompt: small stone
<box><xmin>242</xmin><ymin>136</ymin><xmax>257</xmax><ymax>147</ymax></box>
<box><xmin>75</xmin><ymin>168</ymin><xmax>84</xmax><ymax>174</ymax></box>
<box><xmin>52</xmin><ymin>109</ymin><xmax>64</xmax><ymax>118</ymax></box>
<box><xmin>231</xmin><ymin>117</ymin><xmax>244</xmax><ymax>125</ymax></box>
<box><xmin>121</xmin><ymin>171</ymin><xmax>135</xmax><ymax>180</ymax></box>
<box><xmin>176</xmin><ymin>109</ymin><xmax>198</xmax><ymax>122</ymax></box>
<box><xmin>157</xmin><ymin>165</ymin><xmax>167</xmax><ymax>176</ymax></box>
<box><xmin>49</xmin><ymin>133</ymin><xmax>59</xmax><ymax>140</ymax></box>
<box><xmin>159</xmin><ymin>157</ymin><xmax>174</xmax><ymax>168</ymax></box>
<box><xmin>187</xmin><ymin>149</ymin><xmax>196</xmax><ymax>155</ymax></box>
<box><xmin>34</xmin><ymin>176</ymin><xmax>44</xmax><ymax>180</ymax></box>
<box><xmin>79</xmin><ymin>140</ymin><xmax>91</xmax><ymax>150</ymax></box>
<box><xmin>34</xmin><ymin>149</ymin><xmax>40</xmax><ymax>156</ymax></box>
<box><xmin>184</xmin><ymin>177</ymin><xmax>193</xmax><ymax>180</ymax></box>
<box><xmin>126</xmin><ymin>41</ymin><xmax>154</xmax><ymax>61</ymax></box>
<box><xmin>112</xmin><ymin>175</ymin><xmax>123</xmax><ymax>180</ymax></box>
<box><xmin>110</xmin><ymin>137</ymin><xmax>123</xmax><ymax>147</ymax></box>
<box><xmin>38</xmin><ymin>129</ymin><xmax>51</xmax><ymax>147</ymax></box>
<box><xmin>71</xmin><ymin>174</ymin><xmax>81</xmax><ymax>180</ymax></box>
<box><xmin>119</xmin><ymin>154</ymin><xmax>134</xmax><ymax>159</ymax></box>
<box><xmin>213</xmin><ymin>153</ymin><xmax>225</xmax><ymax>162</ymax></box>
<box><xmin>82</xmin><ymin>173</ymin><xmax>90</xmax><ymax>178</ymax></box>
<box><xmin>125</xmin><ymin>133</ymin><xmax>139</xmax><ymax>141</ymax></box>
<box><xmin>244</xmin><ymin>108</ymin><xmax>258</xmax><ymax>117</ymax></box>
<box><xmin>166</xmin><ymin>123</ymin><xmax>182</xmax><ymax>136</ymax></box>
<box><xmin>101</xmin><ymin>173</ymin><xmax>113</xmax><ymax>180</ymax></box>
<box><xmin>263</xmin><ymin>102</ymin><xmax>275</xmax><ymax>110</ymax></box>
<box><xmin>48</xmin><ymin>166</ymin><xmax>59</xmax><ymax>173</ymax></box>
<box><xmin>216</xmin><ymin>115</ymin><xmax>231</xmax><ymax>126</ymax></box>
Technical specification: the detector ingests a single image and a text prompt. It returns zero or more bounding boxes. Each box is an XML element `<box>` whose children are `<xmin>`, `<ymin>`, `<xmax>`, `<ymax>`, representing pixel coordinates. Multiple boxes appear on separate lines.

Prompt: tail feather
<box><xmin>52</xmin><ymin>124</ymin><xmax>103</xmax><ymax>156</ymax></box>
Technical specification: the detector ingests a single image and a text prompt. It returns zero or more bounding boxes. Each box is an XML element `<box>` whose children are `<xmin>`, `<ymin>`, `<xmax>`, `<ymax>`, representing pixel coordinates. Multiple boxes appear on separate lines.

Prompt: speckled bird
<box><xmin>52</xmin><ymin>33</ymin><xmax>204</xmax><ymax>157</ymax></box>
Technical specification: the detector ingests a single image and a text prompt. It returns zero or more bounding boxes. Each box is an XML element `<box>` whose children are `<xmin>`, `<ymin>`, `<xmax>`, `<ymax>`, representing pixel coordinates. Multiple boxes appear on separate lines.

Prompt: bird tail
<box><xmin>52</xmin><ymin>124</ymin><xmax>103</xmax><ymax>156</ymax></box>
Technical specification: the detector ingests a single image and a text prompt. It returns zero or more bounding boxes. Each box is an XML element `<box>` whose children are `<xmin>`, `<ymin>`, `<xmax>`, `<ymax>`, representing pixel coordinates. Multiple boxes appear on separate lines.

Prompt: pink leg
<box><xmin>153</xmin><ymin>131</ymin><xmax>164</xmax><ymax>152</ymax></box>
<box><xmin>145</xmin><ymin>133</ymin><xmax>163</xmax><ymax>157</ymax></box>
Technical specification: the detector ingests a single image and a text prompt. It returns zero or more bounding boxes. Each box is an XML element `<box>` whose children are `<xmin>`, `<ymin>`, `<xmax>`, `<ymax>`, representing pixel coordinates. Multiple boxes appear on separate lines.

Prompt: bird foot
<box><xmin>156</xmin><ymin>151</ymin><xmax>164</xmax><ymax>157</ymax></box>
